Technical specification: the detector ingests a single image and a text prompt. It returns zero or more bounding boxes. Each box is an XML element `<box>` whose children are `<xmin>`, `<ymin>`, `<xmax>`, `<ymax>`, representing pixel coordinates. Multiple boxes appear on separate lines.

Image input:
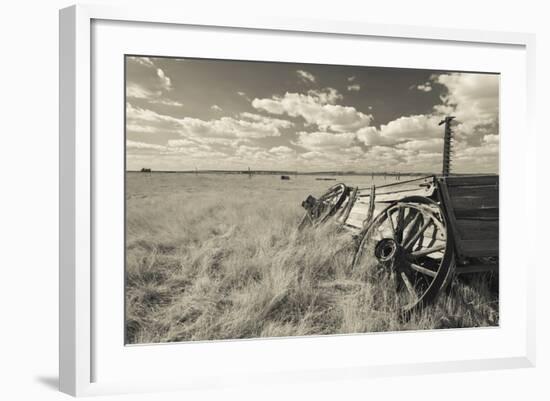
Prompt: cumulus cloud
<box><xmin>433</xmin><ymin>73</ymin><xmax>499</xmax><ymax>142</ymax></box>
<box><xmin>149</xmin><ymin>98</ymin><xmax>183</xmax><ymax>107</ymax></box>
<box><xmin>126</xmin><ymin>82</ymin><xmax>182</xmax><ymax>107</ymax></box>
<box><xmin>293</xmin><ymin>131</ymin><xmax>356</xmax><ymax>152</ymax></box>
<box><xmin>356</xmin><ymin>114</ymin><xmax>441</xmax><ymax>146</ymax></box>
<box><xmin>269</xmin><ymin>145</ymin><xmax>295</xmax><ymax>155</ymax></box>
<box><xmin>296</xmin><ymin>70</ymin><xmax>316</xmax><ymax>83</ymax></box>
<box><xmin>395</xmin><ymin>138</ymin><xmax>443</xmax><ymax>152</ymax></box>
<box><xmin>126</xmin><ymin>83</ymin><xmax>161</xmax><ymax>100</ymax></box>
<box><xmin>416</xmin><ymin>82</ymin><xmax>432</xmax><ymax>92</ymax></box>
<box><xmin>127</xmin><ymin>56</ymin><xmax>155</xmax><ymax>68</ymax></box>
<box><xmin>156</xmin><ymin>68</ymin><xmax>172</xmax><ymax>91</ymax></box>
<box><xmin>167</xmin><ymin>139</ymin><xmax>197</xmax><ymax>147</ymax></box>
<box><xmin>483</xmin><ymin>134</ymin><xmax>499</xmax><ymax>144</ymax></box>
<box><xmin>252</xmin><ymin>88</ymin><xmax>372</xmax><ymax>132</ymax></box>
<box><xmin>211</xmin><ymin>104</ymin><xmax>223</xmax><ymax>111</ymax></box>
<box><xmin>126</xmin><ymin>140</ymin><xmax>167</xmax><ymax>151</ymax></box>
<box><xmin>347</xmin><ymin>84</ymin><xmax>361</xmax><ymax>92</ymax></box>
<box><xmin>126</xmin><ymin>103</ymin><xmax>293</xmax><ymax>141</ymax></box>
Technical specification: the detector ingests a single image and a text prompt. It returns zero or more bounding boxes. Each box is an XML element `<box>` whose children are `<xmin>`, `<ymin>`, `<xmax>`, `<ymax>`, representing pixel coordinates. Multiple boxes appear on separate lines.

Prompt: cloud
<box><xmin>269</xmin><ymin>145</ymin><xmax>295</xmax><ymax>155</ymax></box>
<box><xmin>416</xmin><ymin>82</ymin><xmax>432</xmax><ymax>92</ymax></box>
<box><xmin>347</xmin><ymin>84</ymin><xmax>361</xmax><ymax>92</ymax></box>
<box><xmin>252</xmin><ymin>88</ymin><xmax>372</xmax><ymax>132</ymax></box>
<box><xmin>167</xmin><ymin>139</ymin><xmax>198</xmax><ymax>147</ymax></box>
<box><xmin>432</xmin><ymin>72</ymin><xmax>499</xmax><ymax>140</ymax></box>
<box><xmin>293</xmin><ymin>131</ymin><xmax>357</xmax><ymax>151</ymax></box>
<box><xmin>126</xmin><ymin>83</ymin><xmax>161</xmax><ymax>100</ymax></box>
<box><xmin>126</xmin><ymin>103</ymin><xmax>293</xmax><ymax>141</ymax></box>
<box><xmin>126</xmin><ymin>82</ymin><xmax>182</xmax><ymax>107</ymax></box>
<box><xmin>307</xmin><ymin>88</ymin><xmax>343</xmax><ymax>104</ymax></box>
<box><xmin>127</xmin><ymin>56</ymin><xmax>155</xmax><ymax>68</ymax></box>
<box><xmin>149</xmin><ymin>98</ymin><xmax>183</xmax><ymax>107</ymax></box>
<box><xmin>356</xmin><ymin>114</ymin><xmax>441</xmax><ymax>146</ymax></box>
<box><xmin>395</xmin><ymin>138</ymin><xmax>444</xmax><ymax>152</ymax></box>
<box><xmin>211</xmin><ymin>105</ymin><xmax>223</xmax><ymax>111</ymax></box>
<box><xmin>237</xmin><ymin>91</ymin><xmax>251</xmax><ymax>101</ymax></box>
<box><xmin>296</xmin><ymin>70</ymin><xmax>316</xmax><ymax>83</ymax></box>
<box><xmin>156</xmin><ymin>68</ymin><xmax>172</xmax><ymax>91</ymax></box>
<box><xmin>482</xmin><ymin>134</ymin><xmax>499</xmax><ymax>144</ymax></box>
<box><xmin>127</xmin><ymin>57</ymin><xmax>173</xmax><ymax>92</ymax></box>
<box><xmin>355</xmin><ymin>127</ymin><xmax>395</xmax><ymax>146</ymax></box>
<box><xmin>126</xmin><ymin>140</ymin><xmax>167</xmax><ymax>151</ymax></box>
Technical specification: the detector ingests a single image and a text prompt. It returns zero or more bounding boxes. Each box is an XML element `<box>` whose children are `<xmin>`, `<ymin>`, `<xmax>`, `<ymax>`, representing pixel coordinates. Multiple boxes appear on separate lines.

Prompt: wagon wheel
<box><xmin>352</xmin><ymin>197</ymin><xmax>455</xmax><ymax>312</ymax></box>
<box><xmin>299</xmin><ymin>183</ymin><xmax>349</xmax><ymax>229</ymax></box>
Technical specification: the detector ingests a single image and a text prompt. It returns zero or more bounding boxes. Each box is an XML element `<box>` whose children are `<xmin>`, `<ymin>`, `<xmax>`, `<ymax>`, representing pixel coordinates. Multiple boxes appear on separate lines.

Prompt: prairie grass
<box><xmin>125</xmin><ymin>173</ymin><xmax>498</xmax><ymax>344</ymax></box>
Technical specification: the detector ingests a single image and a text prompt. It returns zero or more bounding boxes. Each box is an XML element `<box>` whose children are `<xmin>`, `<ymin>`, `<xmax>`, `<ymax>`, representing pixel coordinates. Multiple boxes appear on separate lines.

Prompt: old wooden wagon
<box><xmin>299</xmin><ymin>118</ymin><xmax>498</xmax><ymax>312</ymax></box>
<box><xmin>300</xmin><ymin>175</ymin><xmax>499</xmax><ymax>311</ymax></box>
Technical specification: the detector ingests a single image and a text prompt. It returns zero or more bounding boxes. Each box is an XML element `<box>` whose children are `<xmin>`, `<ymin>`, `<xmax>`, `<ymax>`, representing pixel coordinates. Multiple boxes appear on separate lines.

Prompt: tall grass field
<box><xmin>125</xmin><ymin>172</ymin><xmax>498</xmax><ymax>344</ymax></box>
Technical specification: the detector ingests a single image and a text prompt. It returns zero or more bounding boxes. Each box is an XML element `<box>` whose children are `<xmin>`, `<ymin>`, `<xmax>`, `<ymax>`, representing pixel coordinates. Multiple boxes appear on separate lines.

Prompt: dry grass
<box><xmin>125</xmin><ymin>173</ymin><xmax>498</xmax><ymax>344</ymax></box>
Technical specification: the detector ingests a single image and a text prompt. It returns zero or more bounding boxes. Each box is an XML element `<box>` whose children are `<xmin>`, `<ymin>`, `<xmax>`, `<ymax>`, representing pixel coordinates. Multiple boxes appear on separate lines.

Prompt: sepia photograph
<box><xmin>125</xmin><ymin>55</ymin><xmax>499</xmax><ymax>344</ymax></box>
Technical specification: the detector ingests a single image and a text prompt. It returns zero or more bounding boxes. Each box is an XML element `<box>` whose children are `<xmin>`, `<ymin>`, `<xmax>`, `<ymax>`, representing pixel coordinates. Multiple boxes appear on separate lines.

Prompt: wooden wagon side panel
<box><xmin>437</xmin><ymin>175</ymin><xmax>499</xmax><ymax>260</ymax></box>
<box><xmin>342</xmin><ymin>176</ymin><xmax>437</xmax><ymax>232</ymax></box>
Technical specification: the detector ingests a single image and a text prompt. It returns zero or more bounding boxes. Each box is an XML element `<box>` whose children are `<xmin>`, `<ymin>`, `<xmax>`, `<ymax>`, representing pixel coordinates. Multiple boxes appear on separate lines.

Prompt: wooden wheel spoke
<box><xmin>404</xmin><ymin>218</ymin><xmax>432</xmax><ymax>250</ymax></box>
<box><xmin>400</xmin><ymin>272</ymin><xmax>418</xmax><ymax>301</ymax></box>
<box><xmin>386</xmin><ymin>210</ymin><xmax>397</xmax><ymax>239</ymax></box>
<box><xmin>410</xmin><ymin>244</ymin><xmax>446</xmax><ymax>258</ymax></box>
<box><xmin>427</xmin><ymin>224</ymin><xmax>438</xmax><ymax>247</ymax></box>
<box><xmin>408</xmin><ymin>261</ymin><xmax>437</xmax><ymax>278</ymax></box>
<box><xmin>401</xmin><ymin>212</ymin><xmax>422</xmax><ymax>246</ymax></box>
<box><xmin>395</xmin><ymin>207</ymin><xmax>406</xmax><ymax>242</ymax></box>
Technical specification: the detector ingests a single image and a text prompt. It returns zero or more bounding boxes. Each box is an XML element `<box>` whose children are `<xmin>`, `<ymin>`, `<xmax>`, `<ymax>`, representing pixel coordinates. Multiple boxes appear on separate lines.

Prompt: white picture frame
<box><xmin>59</xmin><ymin>4</ymin><xmax>536</xmax><ymax>397</ymax></box>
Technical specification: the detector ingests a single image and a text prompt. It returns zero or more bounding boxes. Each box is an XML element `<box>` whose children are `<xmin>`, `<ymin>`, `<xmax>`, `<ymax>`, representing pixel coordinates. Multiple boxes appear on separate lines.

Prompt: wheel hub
<box><xmin>375</xmin><ymin>238</ymin><xmax>398</xmax><ymax>262</ymax></box>
<box><xmin>374</xmin><ymin>238</ymin><xmax>409</xmax><ymax>273</ymax></box>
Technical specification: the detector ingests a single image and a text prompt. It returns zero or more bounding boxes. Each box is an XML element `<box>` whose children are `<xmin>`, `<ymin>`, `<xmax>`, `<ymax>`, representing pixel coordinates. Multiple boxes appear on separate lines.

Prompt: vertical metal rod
<box><xmin>439</xmin><ymin>116</ymin><xmax>455</xmax><ymax>177</ymax></box>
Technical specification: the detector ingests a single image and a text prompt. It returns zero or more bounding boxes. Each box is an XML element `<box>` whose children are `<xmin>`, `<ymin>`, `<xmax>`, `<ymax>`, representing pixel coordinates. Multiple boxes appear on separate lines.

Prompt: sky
<box><xmin>125</xmin><ymin>56</ymin><xmax>499</xmax><ymax>173</ymax></box>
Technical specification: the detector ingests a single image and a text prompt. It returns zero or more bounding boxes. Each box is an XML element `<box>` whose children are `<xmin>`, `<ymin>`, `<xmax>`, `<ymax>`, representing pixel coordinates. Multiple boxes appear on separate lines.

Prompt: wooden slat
<box><xmin>448</xmin><ymin>188</ymin><xmax>498</xmax><ymax>211</ymax></box>
<box><xmin>371</xmin><ymin>189</ymin><xmax>433</xmax><ymax>203</ymax></box>
<box><xmin>450</xmin><ymin>197</ymin><xmax>498</xmax><ymax>212</ymax></box>
<box><xmin>349</xmin><ymin>202</ymin><xmax>369</xmax><ymax>214</ymax></box>
<box><xmin>448</xmin><ymin>185</ymin><xmax>499</xmax><ymax>198</ymax></box>
<box><xmin>460</xmin><ymin>240</ymin><xmax>499</xmax><ymax>257</ymax></box>
<box><xmin>455</xmin><ymin>219</ymin><xmax>499</xmax><ymax>240</ymax></box>
<box><xmin>443</xmin><ymin>175</ymin><xmax>499</xmax><ymax>187</ymax></box>
<box><xmin>456</xmin><ymin>264</ymin><xmax>499</xmax><ymax>274</ymax></box>
<box><xmin>454</xmin><ymin>208</ymin><xmax>499</xmax><ymax>219</ymax></box>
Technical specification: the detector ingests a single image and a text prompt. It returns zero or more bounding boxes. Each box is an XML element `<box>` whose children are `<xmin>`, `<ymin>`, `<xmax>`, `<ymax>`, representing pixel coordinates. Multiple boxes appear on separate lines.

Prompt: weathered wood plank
<box><xmin>443</xmin><ymin>175</ymin><xmax>499</xmax><ymax>187</ymax></box>
<box><xmin>455</xmin><ymin>219</ymin><xmax>499</xmax><ymax>240</ymax></box>
<box><xmin>372</xmin><ymin>190</ymin><xmax>433</xmax><ymax>203</ymax></box>
<box><xmin>448</xmin><ymin>185</ymin><xmax>499</xmax><ymax>198</ymax></box>
<box><xmin>459</xmin><ymin>240</ymin><xmax>499</xmax><ymax>257</ymax></box>
<box><xmin>456</xmin><ymin>264</ymin><xmax>498</xmax><ymax>274</ymax></box>
<box><xmin>349</xmin><ymin>202</ymin><xmax>370</xmax><ymax>214</ymax></box>
<box><xmin>454</xmin><ymin>208</ymin><xmax>499</xmax><ymax>219</ymax></box>
<box><xmin>450</xmin><ymin>195</ymin><xmax>498</xmax><ymax>211</ymax></box>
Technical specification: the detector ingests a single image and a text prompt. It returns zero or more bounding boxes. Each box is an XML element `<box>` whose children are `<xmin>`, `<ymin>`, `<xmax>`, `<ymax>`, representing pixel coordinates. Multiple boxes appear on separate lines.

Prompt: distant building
<box><xmin>280</xmin><ymin>175</ymin><xmax>290</xmax><ymax>180</ymax></box>
<box><xmin>140</xmin><ymin>168</ymin><xmax>151</xmax><ymax>173</ymax></box>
